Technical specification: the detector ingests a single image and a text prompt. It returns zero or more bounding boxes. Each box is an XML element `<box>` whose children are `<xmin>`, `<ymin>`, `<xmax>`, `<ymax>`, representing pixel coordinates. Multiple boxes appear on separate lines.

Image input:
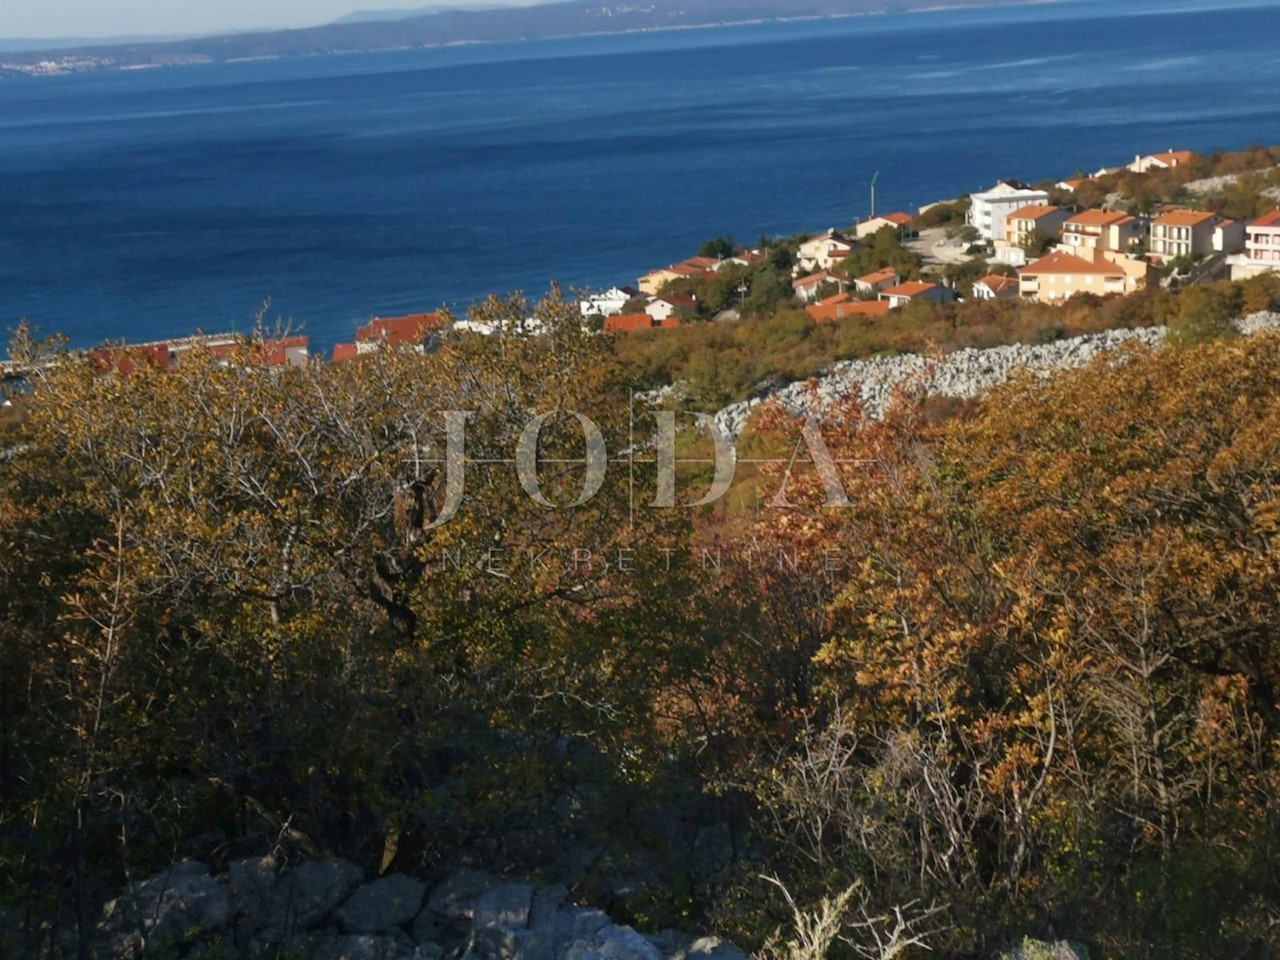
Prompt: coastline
<box><xmin>0</xmin><ymin>0</ymin><xmax>1072</xmax><ymax>78</ymax></box>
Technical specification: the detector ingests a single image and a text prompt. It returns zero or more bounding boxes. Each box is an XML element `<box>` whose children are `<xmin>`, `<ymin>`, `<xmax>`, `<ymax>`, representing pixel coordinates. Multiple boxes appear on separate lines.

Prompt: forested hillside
<box><xmin>2</xmin><ymin>292</ymin><xmax>1280</xmax><ymax>958</ymax></box>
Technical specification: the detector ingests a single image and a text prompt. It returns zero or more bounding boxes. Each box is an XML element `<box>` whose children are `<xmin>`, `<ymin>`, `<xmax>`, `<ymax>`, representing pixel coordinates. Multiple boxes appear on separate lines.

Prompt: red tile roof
<box><xmin>881</xmin><ymin>281</ymin><xmax>938</xmax><ymax>299</ymax></box>
<box><xmin>605</xmin><ymin>313</ymin><xmax>661</xmax><ymax>333</ymax></box>
<box><xmin>1153</xmin><ymin>209</ymin><xmax>1217</xmax><ymax>228</ymax></box>
<box><xmin>975</xmin><ymin>274</ymin><xmax>1018</xmax><ymax>294</ymax></box>
<box><xmin>331</xmin><ymin>342</ymin><xmax>359</xmax><ymax>363</ymax></box>
<box><xmin>806</xmin><ymin>298</ymin><xmax>891</xmax><ymax>323</ymax></box>
<box><xmin>91</xmin><ymin>343</ymin><xmax>172</xmax><ymax>377</ymax></box>
<box><xmin>1009</xmin><ymin>204</ymin><xmax>1061</xmax><ymax>221</ymax></box>
<box><xmin>1151</xmin><ymin>150</ymin><xmax>1196</xmax><ymax>166</ymax></box>
<box><xmin>356</xmin><ymin>312</ymin><xmax>446</xmax><ymax>346</ymax></box>
<box><xmin>206</xmin><ymin>336</ymin><xmax>309</xmax><ymax>368</ymax></box>
<box><xmin>1065</xmin><ymin>209</ymin><xmax>1133</xmax><ymax>228</ymax></box>
<box><xmin>669</xmin><ymin>263</ymin><xmax>719</xmax><ymax>279</ymax></box>
<box><xmin>1251</xmin><ymin>210</ymin><xmax>1280</xmax><ymax>228</ymax></box>
<box><xmin>794</xmin><ymin>272</ymin><xmax>833</xmax><ymax>290</ymax></box>
<box><xmin>1020</xmin><ymin>251</ymin><xmax>1125</xmax><ymax>277</ymax></box>
<box><xmin>856</xmin><ymin>267</ymin><xmax>900</xmax><ymax>285</ymax></box>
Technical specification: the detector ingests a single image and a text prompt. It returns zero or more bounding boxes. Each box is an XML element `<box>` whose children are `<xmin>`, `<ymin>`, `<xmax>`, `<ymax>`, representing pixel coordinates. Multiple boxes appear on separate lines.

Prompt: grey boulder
<box><xmin>98</xmin><ymin>861</ymin><xmax>230</xmax><ymax>953</ymax></box>
<box><xmin>338</xmin><ymin>874</ymin><xmax>427</xmax><ymax>935</ymax></box>
<box><xmin>475</xmin><ymin>883</ymin><xmax>535</xmax><ymax>930</ymax></box>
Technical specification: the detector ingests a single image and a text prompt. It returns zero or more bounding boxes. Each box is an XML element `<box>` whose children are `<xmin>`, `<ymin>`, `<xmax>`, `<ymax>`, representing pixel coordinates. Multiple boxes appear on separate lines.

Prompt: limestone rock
<box><xmin>427</xmin><ymin>869</ymin><xmax>496</xmax><ymax>920</ymax></box>
<box><xmin>411</xmin><ymin>909</ymin><xmax>442</xmax><ymax>947</ymax></box>
<box><xmin>528</xmin><ymin>885</ymin><xmax>569</xmax><ymax>932</ymax></box>
<box><xmin>308</xmin><ymin>933</ymin><xmax>406</xmax><ymax>960</ymax></box>
<box><xmin>475</xmin><ymin>883</ymin><xmax>535</xmax><ymax>931</ymax></box>
<box><xmin>597</xmin><ymin>924</ymin><xmax>661</xmax><ymax>960</ymax></box>
<box><xmin>259</xmin><ymin>858</ymin><xmax>363</xmax><ymax>941</ymax></box>
<box><xmin>570</xmin><ymin>908</ymin><xmax>610</xmax><ymax>940</ymax></box>
<box><xmin>338</xmin><ymin>874</ymin><xmax>427</xmax><ymax>935</ymax></box>
<box><xmin>99</xmin><ymin>861</ymin><xmax>230</xmax><ymax>951</ymax></box>
<box><xmin>228</xmin><ymin>855</ymin><xmax>279</xmax><ymax>930</ymax></box>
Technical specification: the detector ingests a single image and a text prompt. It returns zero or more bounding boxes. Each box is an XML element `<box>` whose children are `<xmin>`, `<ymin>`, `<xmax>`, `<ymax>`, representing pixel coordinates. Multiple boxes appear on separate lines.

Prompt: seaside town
<box><xmin>4</xmin><ymin>146</ymin><xmax>1280</xmax><ymax>382</ymax></box>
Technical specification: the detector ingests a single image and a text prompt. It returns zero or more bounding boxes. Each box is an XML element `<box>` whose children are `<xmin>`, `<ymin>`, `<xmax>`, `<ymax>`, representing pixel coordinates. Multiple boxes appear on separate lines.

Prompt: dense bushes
<box><xmin>697</xmin><ymin>333</ymin><xmax>1280</xmax><ymax>959</ymax></box>
<box><xmin>6</xmin><ymin>294</ymin><xmax>1280</xmax><ymax>959</ymax></box>
<box><xmin>0</xmin><ymin>294</ymin><xmax>700</xmax><ymax>947</ymax></box>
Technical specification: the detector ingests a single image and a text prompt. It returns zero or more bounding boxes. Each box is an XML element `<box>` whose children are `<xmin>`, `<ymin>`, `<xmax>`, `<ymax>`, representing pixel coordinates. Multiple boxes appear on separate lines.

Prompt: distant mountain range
<box><xmin>0</xmin><ymin>0</ymin><xmax>1040</xmax><ymax>74</ymax></box>
<box><xmin>0</xmin><ymin>34</ymin><xmax>195</xmax><ymax>53</ymax></box>
<box><xmin>332</xmin><ymin>3</ymin><xmax>522</xmax><ymax>25</ymax></box>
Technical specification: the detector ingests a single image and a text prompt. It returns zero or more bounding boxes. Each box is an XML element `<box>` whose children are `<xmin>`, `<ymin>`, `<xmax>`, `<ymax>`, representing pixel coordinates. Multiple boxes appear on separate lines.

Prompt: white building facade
<box><xmin>967</xmin><ymin>181</ymin><xmax>1052</xmax><ymax>244</ymax></box>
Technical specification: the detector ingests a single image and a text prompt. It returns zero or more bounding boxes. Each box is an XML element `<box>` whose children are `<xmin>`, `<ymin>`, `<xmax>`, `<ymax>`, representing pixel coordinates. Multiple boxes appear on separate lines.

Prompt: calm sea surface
<box><xmin>2</xmin><ymin>0</ymin><xmax>1279</xmax><ymax>351</ymax></box>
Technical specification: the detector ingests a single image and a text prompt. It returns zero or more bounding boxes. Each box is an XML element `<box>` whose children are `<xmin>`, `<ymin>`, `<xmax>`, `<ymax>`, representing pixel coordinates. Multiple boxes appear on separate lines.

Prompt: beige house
<box><xmin>855</xmin><ymin>212</ymin><xmax>915</xmax><ymax>239</ymax></box>
<box><xmin>638</xmin><ymin>256</ymin><xmax>723</xmax><ymax>295</ymax></box>
<box><xmin>792</xmin><ymin>272</ymin><xmax>847</xmax><ymax>303</ymax></box>
<box><xmin>1127</xmin><ymin>149</ymin><xmax>1197</xmax><ymax>173</ymax></box>
<box><xmin>996</xmin><ymin>204</ymin><xmax>1071</xmax><ymax>265</ymax></box>
<box><xmin>853</xmin><ymin>267</ymin><xmax>901</xmax><ymax>295</ymax></box>
<box><xmin>879</xmin><ymin>281</ymin><xmax>954</xmax><ymax>309</ymax></box>
<box><xmin>1019</xmin><ymin>250</ymin><xmax>1155</xmax><ymax>303</ymax></box>
<box><xmin>1061</xmin><ymin>209</ymin><xmax>1145</xmax><ymax>255</ymax></box>
<box><xmin>797</xmin><ymin>230</ymin><xmax>859</xmax><ymax>273</ymax></box>
<box><xmin>1149</xmin><ymin>209</ymin><xmax>1240</xmax><ymax>263</ymax></box>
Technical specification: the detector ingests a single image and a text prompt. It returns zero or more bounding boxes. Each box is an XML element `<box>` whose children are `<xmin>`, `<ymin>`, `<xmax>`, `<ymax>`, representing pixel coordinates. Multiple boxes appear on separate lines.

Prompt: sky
<box><xmin>0</xmin><ymin>0</ymin><xmax>545</xmax><ymax>40</ymax></box>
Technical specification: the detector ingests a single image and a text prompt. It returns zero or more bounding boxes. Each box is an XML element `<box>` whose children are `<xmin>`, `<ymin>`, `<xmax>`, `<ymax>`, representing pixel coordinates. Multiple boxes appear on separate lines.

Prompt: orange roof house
<box><xmin>855</xmin><ymin>212</ymin><xmax>916</xmax><ymax>239</ymax></box>
<box><xmin>604</xmin><ymin>313</ymin><xmax>681</xmax><ymax>333</ymax></box>
<box><xmin>1149</xmin><ymin>209</ymin><xmax>1241</xmax><ymax>262</ymax></box>
<box><xmin>971</xmin><ymin>274</ymin><xmax>1019</xmax><ymax>300</ymax></box>
<box><xmin>999</xmin><ymin>204</ymin><xmax>1071</xmax><ymax>261</ymax></box>
<box><xmin>1061</xmin><ymin>209</ymin><xmax>1144</xmax><ymax>254</ymax></box>
<box><xmin>1153</xmin><ymin>209</ymin><xmax>1218</xmax><ymax>229</ymax></box>
<box><xmin>639</xmin><ymin>256</ymin><xmax>724</xmax><ymax>294</ymax></box>
<box><xmin>91</xmin><ymin>342</ymin><xmax>173</xmax><ymax>377</ymax></box>
<box><xmin>90</xmin><ymin>332</ymin><xmax>310</xmax><ymax>376</ymax></box>
<box><xmin>205</xmin><ymin>335</ymin><xmax>309</xmax><ymax>368</ymax></box>
<box><xmin>356</xmin><ymin>312</ymin><xmax>446</xmax><ymax>347</ymax></box>
<box><xmin>1128</xmin><ymin>149</ymin><xmax>1197</xmax><ymax>173</ymax></box>
<box><xmin>806</xmin><ymin>294</ymin><xmax>891</xmax><ymax>323</ymax></box>
<box><xmin>1056</xmin><ymin>177</ymin><xmax>1093</xmax><ymax>192</ymax></box>
<box><xmin>853</xmin><ymin>267</ymin><xmax>901</xmax><ymax>293</ymax></box>
<box><xmin>793</xmin><ymin>271</ymin><xmax>848</xmax><ymax>302</ymax></box>
<box><xmin>1019</xmin><ymin>250</ymin><xmax>1154</xmax><ymax>301</ymax></box>
<box><xmin>331</xmin><ymin>342</ymin><xmax>360</xmax><ymax>363</ymax></box>
<box><xmin>879</xmin><ymin>281</ymin><xmax>954</xmax><ymax>309</ymax></box>
<box><xmin>797</xmin><ymin>230</ymin><xmax>860</xmax><ymax>272</ymax></box>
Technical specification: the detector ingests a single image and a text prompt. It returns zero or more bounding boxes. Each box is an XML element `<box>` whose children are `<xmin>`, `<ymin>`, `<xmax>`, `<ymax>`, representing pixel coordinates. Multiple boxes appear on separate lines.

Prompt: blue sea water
<box><xmin>1</xmin><ymin>0</ymin><xmax>1279</xmax><ymax>352</ymax></box>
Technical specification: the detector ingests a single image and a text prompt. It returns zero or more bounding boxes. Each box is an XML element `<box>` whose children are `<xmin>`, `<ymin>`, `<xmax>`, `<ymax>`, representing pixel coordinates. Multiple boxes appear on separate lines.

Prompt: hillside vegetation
<box><xmin>3</xmin><ymin>294</ymin><xmax>1280</xmax><ymax>958</ymax></box>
